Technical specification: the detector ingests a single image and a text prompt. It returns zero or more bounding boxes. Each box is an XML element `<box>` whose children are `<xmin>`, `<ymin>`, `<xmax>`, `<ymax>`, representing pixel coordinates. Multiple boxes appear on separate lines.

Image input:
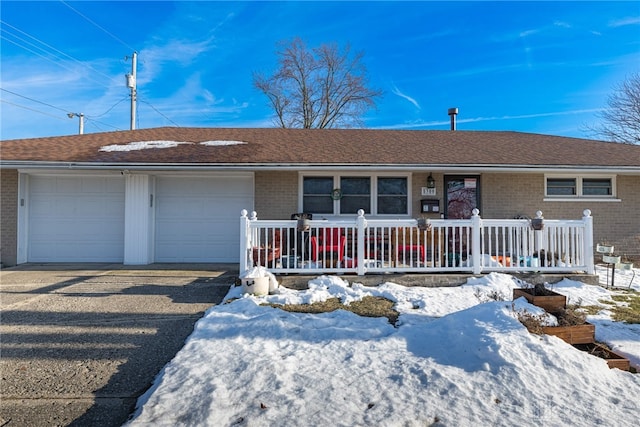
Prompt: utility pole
<box><xmin>68</xmin><ymin>112</ymin><xmax>84</xmax><ymax>134</ymax></box>
<box><xmin>126</xmin><ymin>51</ymin><xmax>137</xmax><ymax>130</ymax></box>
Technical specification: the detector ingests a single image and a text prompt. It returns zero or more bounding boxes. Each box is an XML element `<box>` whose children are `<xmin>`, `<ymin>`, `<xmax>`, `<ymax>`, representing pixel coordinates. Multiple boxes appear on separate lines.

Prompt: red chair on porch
<box><xmin>310</xmin><ymin>228</ymin><xmax>346</xmax><ymax>267</ymax></box>
<box><xmin>252</xmin><ymin>229</ymin><xmax>282</xmax><ymax>268</ymax></box>
<box><xmin>392</xmin><ymin>227</ymin><xmax>441</xmax><ymax>267</ymax></box>
<box><xmin>393</xmin><ymin>227</ymin><xmax>424</xmax><ymax>266</ymax></box>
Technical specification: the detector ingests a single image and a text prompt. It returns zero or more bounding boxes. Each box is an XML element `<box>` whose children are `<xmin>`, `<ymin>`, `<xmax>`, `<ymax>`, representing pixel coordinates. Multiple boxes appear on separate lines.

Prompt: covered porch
<box><xmin>240</xmin><ymin>209</ymin><xmax>595</xmax><ymax>277</ymax></box>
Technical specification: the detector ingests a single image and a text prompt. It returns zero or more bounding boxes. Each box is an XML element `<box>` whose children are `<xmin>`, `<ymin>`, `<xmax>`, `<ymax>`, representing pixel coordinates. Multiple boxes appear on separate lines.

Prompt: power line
<box><xmin>2</xmin><ymin>88</ymin><xmax>126</xmax><ymax>131</ymax></box>
<box><xmin>0</xmin><ymin>20</ymin><xmax>119</xmax><ymax>88</ymax></box>
<box><xmin>1</xmin><ymin>87</ymin><xmax>70</xmax><ymax>113</ymax></box>
<box><xmin>85</xmin><ymin>118</ymin><xmax>123</xmax><ymax>132</ymax></box>
<box><xmin>1</xmin><ymin>99</ymin><xmax>68</xmax><ymax>121</ymax></box>
<box><xmin>2</xmin><ymin>99</ymin><xmax>125</xmax><ymax>133</ymax></box>
<box><xmin>139</xmin><ymin>100</ymin><xmax>182</xmax><ymax>127</ymax></box>
<box><xmin>0</xmin><ymin>35</ymin><xmax>106</xmax><ymax>88</ymax></box>
<box><xmin>2</xmin><ymin>4</ymin><xmax>153</xmax><ymax>134</ymax></box>
<box><xmin>92</xmin><ymin>97</ymin><xmax>129</xmax><ymax>118</ymax></box>
<box><xmin>1</xmin><ymin>26</ymin><xmax>58</xmax><ymax>60</ymax></box>
<box><xmin>59</xmin><ymin>0</ymin><xmax>137</xmax><ymax>52</ymax></box>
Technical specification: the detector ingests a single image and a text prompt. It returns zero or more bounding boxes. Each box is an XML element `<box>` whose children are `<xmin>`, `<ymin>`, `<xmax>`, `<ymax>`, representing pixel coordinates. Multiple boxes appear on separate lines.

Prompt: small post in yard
<box><xmin>597</xmin><ymin>242</ymin><xmax>620</xmax><ymax>288</ymax></box>
<box><xmin>612</xmin><ymin>262</ymin><xmax>616</xmax><ymax>288</ymax></box>
<box><xmin>610</xmin><ymin>257</ymin><xmax>619</xmax><ymax>288</ymax></box>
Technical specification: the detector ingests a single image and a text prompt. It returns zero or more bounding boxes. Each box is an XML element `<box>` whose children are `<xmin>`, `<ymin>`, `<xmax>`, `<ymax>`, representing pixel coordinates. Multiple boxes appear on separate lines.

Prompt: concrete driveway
<box><xmin>0</xmin><ymin>263</ymin><xmax>236</xmax><ymax>427</ymax></box>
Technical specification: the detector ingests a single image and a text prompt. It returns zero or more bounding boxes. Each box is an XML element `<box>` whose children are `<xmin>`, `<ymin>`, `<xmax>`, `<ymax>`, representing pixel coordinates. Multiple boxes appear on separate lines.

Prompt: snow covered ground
<box><xmin>126</xmin><ymin>265</ymin><xmax>640</xmax><ymax>426</ymax></box>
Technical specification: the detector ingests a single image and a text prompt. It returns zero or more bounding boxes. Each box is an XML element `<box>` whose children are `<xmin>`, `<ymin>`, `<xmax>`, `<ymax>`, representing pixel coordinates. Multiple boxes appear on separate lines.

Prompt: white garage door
<box><xmin>28</xmin><ymin>175</ymin><xmax>125</xmax><ymax>262</ymax></box>
<box><xmin>155</xmin><ymin>176</ymin><xmax>253</xmax><ymax>262</ymax></box>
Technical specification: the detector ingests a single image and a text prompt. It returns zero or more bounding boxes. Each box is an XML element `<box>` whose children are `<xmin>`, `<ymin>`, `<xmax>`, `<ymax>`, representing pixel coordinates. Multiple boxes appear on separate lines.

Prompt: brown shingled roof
<box><xmin>1</xmin><ymin>127</ymin><xmax>639</xmax><ymax>168</ymax></box>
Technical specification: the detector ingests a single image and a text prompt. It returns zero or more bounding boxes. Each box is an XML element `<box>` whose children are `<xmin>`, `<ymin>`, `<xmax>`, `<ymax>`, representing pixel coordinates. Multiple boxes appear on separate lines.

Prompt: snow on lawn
<box><xmin>126</xmin><ymin>271</ymin><xmax>640</xmax><ymax>427</ymax></box>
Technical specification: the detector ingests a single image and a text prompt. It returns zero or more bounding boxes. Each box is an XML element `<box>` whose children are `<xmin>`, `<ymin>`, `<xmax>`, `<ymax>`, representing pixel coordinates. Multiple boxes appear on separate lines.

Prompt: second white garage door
<box><xmin>154</xmin><ymin>176</ymin><xmax>253</xmax><ymax>263</ymax></box>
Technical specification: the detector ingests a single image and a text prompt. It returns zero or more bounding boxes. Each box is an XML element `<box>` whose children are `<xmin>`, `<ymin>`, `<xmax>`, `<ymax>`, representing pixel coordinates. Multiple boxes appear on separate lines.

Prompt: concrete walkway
<box><xmin>0</xmin><ymin>263</ymin><xmax>236</xmax><ymax>427</ymax></box>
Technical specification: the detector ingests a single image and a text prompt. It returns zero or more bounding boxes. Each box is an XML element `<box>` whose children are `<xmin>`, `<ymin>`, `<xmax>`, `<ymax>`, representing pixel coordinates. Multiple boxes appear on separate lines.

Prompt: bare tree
<box><xmin>584</xmin><ymin>73</ymin><xmax>640</xmax><ymax>144</ymax></box>
<box><xmin>254</xmin><ymin>38</ymin><xmax>383</xmax><ymax>128</ymax></box>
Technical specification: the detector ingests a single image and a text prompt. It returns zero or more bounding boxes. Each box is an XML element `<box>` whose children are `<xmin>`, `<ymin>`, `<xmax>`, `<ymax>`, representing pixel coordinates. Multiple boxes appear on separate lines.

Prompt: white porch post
<box><xmin>123</xmin><ymin>174</ymin><xmax>153</xmax><ymax>265</ymax></box>
<box><xmin>583</xmin><ymin>209</ymin><xmax>594</xmax><ymax>274</ymax></box>
<box><xmin>534</xmin><ymin>210</ymin><xmax>545</xmax><ymax>255</ymax></box>
<box><xmin>471</xmin><ymin>209</ymin><xmax>482</xmax><ymax>274</ymax></box>
<box><xmin>239</xmin><ymin>210</ymin><xmax>250</xmax><ymax>273</ymax></box>
<box><xmin>356</xmin><ymin>209</ymin><xmax>367</xmax><ymax>276</ymax></box>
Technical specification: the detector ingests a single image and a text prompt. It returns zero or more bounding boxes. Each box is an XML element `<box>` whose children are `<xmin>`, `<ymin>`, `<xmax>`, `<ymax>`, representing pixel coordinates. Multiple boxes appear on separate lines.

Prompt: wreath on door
<box><xmin>331</xmin><ymin>188</ymin><xmax>343</xmax><ymax>200</ymax></box>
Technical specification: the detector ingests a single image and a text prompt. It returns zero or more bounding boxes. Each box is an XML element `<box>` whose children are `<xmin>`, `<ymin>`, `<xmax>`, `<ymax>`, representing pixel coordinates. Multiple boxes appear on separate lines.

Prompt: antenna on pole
<box><xmin>125</xmin><ymin>51</ymin><xmax>137</xmax><ymax>130</ymax></box>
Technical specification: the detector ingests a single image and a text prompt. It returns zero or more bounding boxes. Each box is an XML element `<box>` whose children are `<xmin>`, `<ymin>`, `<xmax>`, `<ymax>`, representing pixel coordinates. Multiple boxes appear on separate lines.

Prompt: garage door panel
<box><xmin>54</xmin><ymin>177</ymin><xmax>82</xmax><ymax>193</ymax></box>
<box><xmin>155</xmin><ymin>176</ymin><xmax>252</xmax><ymax>263</ymax></box>
<box><xmin>157</xmin><ymin>198</ymin><xmax>210</xmax><ymax>218</ymax></box>
<box><xmin>28</xmin><ymin>176</ymin><xmax>125</xmax><ymax>262</ymax></box>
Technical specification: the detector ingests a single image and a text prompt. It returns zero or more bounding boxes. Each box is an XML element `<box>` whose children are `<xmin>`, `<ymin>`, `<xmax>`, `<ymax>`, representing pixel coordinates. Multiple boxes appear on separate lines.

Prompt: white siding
<box><xmin>124</xmin><ymin>174</ymin><xmax>154</xmax><ymax>265</ymax></box>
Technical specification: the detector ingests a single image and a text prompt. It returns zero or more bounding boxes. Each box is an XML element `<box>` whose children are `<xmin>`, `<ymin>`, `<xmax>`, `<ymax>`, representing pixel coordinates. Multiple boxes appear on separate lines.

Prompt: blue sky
<box><xmin>1</xmin><ymin>1</ymin><xmax>639</xmax><ymax>140</ymax></box>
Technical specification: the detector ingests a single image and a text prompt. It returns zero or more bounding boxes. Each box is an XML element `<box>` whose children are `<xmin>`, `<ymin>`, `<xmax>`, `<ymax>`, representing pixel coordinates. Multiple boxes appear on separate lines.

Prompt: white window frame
<box><xmin>544</xmin><ymin>174</ymin><xmax>620</xmax><ymax>202</ymax></box>
<box><xmin>299</xmin><ymin>172</ymin><xmax>412</xmax><ymax>217</ymax></box>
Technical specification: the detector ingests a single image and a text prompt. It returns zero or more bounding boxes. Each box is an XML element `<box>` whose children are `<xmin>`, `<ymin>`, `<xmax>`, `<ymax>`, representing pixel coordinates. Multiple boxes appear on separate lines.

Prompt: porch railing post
<box><xmin>534</xmin><ymin>210</ymin><xmax>544</xmax><ymax>255</ymax></box>
<box><xmin>471</xmin><ymin>209</ymin><xmax>482</xmax><ymax>274</ymax></box>
<box><xmin>239</xmin><ymin>209</ymin><xmax>250</xmax><ymax>273</ymax></box>
<box><xmin>583</xmin><ymin>209</ymin><xmax>594</xmax><ymax>274</ymax></box>
<box><xmin>356</xmin><ymin>209</ymin><xmax>367</xmax><ymax>276</ymax></box>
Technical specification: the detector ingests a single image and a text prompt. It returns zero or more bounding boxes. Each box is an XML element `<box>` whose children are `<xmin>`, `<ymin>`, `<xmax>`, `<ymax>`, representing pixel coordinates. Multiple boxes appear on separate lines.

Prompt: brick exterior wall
<box><xmin>413</xmin><ymin>172</ymin><xmax>444</xmax><ymax>219</ymax></box>
<box><xmin>254</xmin><ymin>171</ymin><xmax>299</xmax><ymax>219</ymax></box>
<box><xmin>481</xmin><ymin>173</ymin><xmax>545</xmax><ymax>219</ymax></box>
<box><xmin>481</xmin><ymin>173</ymin><xmax>640</xmax><ymax>262</ymax></box>
<box><xmin>1</xmin><ymin>169</ymin><xmax>18</xmax><ymax>267</ymax></box>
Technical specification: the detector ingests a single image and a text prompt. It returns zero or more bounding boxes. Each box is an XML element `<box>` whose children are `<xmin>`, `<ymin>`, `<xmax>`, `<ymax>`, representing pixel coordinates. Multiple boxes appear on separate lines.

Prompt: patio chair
<box><xmin>252</xmin><ymin>229</ymin><xmax>282</xmax><ymax>268</ymax></box>
<box><xmin>310</xmin><ymin>228</ymin><xmax>346</xmax><ymax>267</ymax></box>
<box><xmin>392</xmin><ymin>227</ymin><xmax>439</xmax><ymax>267</ymax></box>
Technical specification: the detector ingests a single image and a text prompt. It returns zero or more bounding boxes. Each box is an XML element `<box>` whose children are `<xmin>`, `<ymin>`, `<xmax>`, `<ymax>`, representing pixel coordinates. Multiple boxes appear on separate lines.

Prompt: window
<box><xmin>545</xmin><ymin>176</ymin><xmax>615</xmax><ymax>198</ymax></box>
<box><xmin>340</xmin><ymin>177</ymin><xmax>371</xmax><ymax>214</ymax></box>
<box><xmin>582</xmin><ymin>179</ymin><xmax>612</xmax><ymax>196</ymax></box>
<box><xmin>377</xmin><ymin>177</ymin><xmax>408</xmax><ymax>214</ymax></box>
<box><xmin>302</xmin><ymin>175</ymin><xmax>409</xmax><ymax>216</ymax></box>
<box><xmin>547</xmin><ymin>178</ymin><xmax>576</xmax><ymax>196</ymax></box>
<box><xmin>303</xmin><ymin>177</ymin><xmax>333</xmax><ymax>214</ymax></box>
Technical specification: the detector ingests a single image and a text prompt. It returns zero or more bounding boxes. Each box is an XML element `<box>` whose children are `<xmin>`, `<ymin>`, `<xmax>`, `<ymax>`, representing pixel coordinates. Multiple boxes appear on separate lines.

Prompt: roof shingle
<box><xmin>1</xmin><ymin>127</ymin><xmax>639</xmax><ymax>168</ymax></box>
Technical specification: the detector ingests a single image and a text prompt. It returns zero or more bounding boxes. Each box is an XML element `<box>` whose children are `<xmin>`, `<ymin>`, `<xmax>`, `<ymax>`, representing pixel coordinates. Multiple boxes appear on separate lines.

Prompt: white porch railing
<box><xmin>240</xmin><ymin>209</ymin><xmax>594</xmax><ymax>276</ymax></box>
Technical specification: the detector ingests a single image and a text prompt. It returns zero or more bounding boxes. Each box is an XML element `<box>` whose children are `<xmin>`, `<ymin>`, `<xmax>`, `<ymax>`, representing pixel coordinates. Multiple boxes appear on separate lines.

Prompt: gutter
<box><xmin>2</xmin><ymin>161</ymin><xmax>639</xmax><ymax>175</ymax></box>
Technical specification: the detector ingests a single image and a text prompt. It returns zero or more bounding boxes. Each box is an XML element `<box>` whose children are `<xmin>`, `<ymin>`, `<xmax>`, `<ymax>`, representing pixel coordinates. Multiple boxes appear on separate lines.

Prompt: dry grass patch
<box><xmin>593</xmin><ymin>291</ymin><xmax>640</xmax><ymax>324</ymax></box>
<box><xmin>580</xmin><ymin>304</ymin><xmax>606</xmax><ymax>315</ymax></box>
<box><xmin>609</xmin><ymin>292</ymin><xmax>640</xmax><ymax>324</ymax></box>
<box><xmin>266</xmin><ymin>296</ymin><xmax>399</xmax><ymax>326</ymax></box>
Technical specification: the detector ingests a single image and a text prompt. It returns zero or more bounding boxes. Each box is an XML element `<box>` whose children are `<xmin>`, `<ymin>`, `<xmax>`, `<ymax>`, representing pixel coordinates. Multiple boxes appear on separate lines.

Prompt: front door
<box><xmin>444</xmin><ymin>176</ymin><xmax>480</xmax><ymax>219</ymax></box>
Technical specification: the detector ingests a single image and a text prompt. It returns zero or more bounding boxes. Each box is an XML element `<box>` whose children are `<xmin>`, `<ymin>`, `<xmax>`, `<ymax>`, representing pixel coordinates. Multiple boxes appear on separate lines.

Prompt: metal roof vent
<box><xmin>448</xmin><ymin>107</ymin><xmax>459</xmax><ymax>131</ymax></box>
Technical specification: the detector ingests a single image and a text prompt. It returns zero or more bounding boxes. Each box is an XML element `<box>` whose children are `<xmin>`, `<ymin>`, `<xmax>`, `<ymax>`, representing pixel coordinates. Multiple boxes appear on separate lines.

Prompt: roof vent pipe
<box><xmin>448</xmin><ymin>107</ymin><xmax>458</xmax><ymax>131</ymax></box>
